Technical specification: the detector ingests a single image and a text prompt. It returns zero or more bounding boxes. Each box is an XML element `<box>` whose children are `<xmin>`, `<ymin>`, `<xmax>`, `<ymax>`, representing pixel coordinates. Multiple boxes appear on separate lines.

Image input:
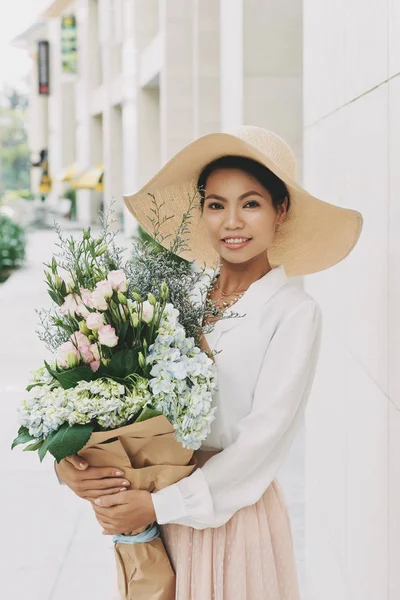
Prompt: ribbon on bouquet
<box><xmin>112</xmin><ymin>522</ymin><xmax>160</xmax><ymax>545</ymax></box>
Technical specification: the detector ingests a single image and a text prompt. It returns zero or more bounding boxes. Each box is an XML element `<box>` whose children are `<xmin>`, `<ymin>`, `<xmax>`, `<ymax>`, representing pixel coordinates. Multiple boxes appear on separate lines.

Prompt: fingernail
<box><xmin>120</xmin><ymin>487</ymin><xmax>127</xmax><ymax>492</ymax></box>
<box><xmin>79</xmin><ymin>463</ymin><xmax>86</xmax><ymax>469</ymax></box>
<box><xmin>115</xmin><ymin>471</ymin><xmax>123</xmax><ymax>476</ymax></box>
<box><xmin>122</xmin><ymin>481</ymin><xmax>129</xmax><ymax>486</ymax></box>
<box><xmin>95</xmin><ymin>499</ymin><xmax>101</xmax><ymax>505</ymax></box>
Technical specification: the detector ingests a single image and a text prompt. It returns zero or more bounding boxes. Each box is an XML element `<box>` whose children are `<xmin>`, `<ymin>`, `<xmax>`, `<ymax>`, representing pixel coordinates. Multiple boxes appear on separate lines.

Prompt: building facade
<box><xmin>17</xmin><ymin>0</ymin><xmax>303</xmax><ymax>235</ymax></box>
<box><xmin>303</xmin><ymin>1</ymin><xmax>400</xmax><ymax>599</ymax></box>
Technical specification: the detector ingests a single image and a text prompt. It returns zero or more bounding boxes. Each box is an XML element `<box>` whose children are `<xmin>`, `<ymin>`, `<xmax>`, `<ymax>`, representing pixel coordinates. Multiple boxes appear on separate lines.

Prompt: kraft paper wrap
<box><xmin>78</xmin><ymin>415</ymin><xmax>198</xmax><ymax>600</ymax></box>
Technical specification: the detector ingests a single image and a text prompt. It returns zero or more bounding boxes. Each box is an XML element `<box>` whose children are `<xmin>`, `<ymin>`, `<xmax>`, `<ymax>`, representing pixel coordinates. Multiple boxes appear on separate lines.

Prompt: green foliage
<box><xmin>99</xmin><ymin>349</ymin><xmax>140</xmax><ymax>379</ymax></box>
<box><xmin>16</xmin><ymin>189</ymin><xmax>35</xmax><ymax>200</ymax></box>
<box><xmin>135</xmin><ymin>405</ymin><xmax>163</xmax><ymax>423</ymax></box>
<box><xmin>44</xmin><ymin>361</ymin><xmax>98</xmax><ymax>389</ymax></box>
<box><xmin>62</xmin><ymin>187</ymin><xmax>76</xmax><ymax>202</ymax></box>
<box><xmin>0</xmin><ymin>214</ymin><xmax>26</xmax><ymax>279</ymax></box>
<box><xmin>3</xmin><ymin>189</ymin><xmax>34</xmax><ymax>202</ymax></box>
<box><xmin>0</xmin><ymin>88</ymin><xmax>30</xmax><ymax>193</ymax></box>
<box><xmin>11</xmin><ymin>426</ymin><xmax>36</xmax><ymax>449</ymax></box>
<box><xmin>13</xmin><ymin>421</ymin><xmax>95</xmax><ymax>463</ymax></box>
<box><xmin>45</xmin><ymin>422</ymin><xmax>95</xmax><ymax>463</ymax></box>
<box><xmin>136</xmin><ymin>225</ymin><xmax>187</xmax><ymax>266</ymax></box>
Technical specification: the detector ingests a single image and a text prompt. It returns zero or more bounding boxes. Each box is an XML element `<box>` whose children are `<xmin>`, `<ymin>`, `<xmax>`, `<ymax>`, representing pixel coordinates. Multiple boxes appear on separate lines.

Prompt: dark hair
<box><xmin>197</xmin><ymin>155</ymin><xmax>291</xmax><ymax>215</ymax></box>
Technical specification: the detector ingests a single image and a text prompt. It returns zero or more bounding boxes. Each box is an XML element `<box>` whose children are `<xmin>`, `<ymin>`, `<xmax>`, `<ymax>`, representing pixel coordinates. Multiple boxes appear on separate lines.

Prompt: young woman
<box><xmin>56</xmin><ymin>126</ymin><xmax>363</xmax><ymax>599</ymax></box>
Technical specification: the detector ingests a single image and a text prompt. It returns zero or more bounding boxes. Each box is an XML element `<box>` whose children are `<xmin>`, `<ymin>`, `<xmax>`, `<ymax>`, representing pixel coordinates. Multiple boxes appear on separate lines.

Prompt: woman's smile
<box><xmin>220</xmin><ymin>236</ymin><xmax>252</xmax><ymax>250</ymax></box>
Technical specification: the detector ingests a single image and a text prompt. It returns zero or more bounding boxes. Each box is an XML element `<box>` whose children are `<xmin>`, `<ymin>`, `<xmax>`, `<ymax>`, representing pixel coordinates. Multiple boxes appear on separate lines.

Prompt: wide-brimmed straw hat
<box><xmin>124</xmin><ymin>125</ymin><xmax>363</xmax><ymax>276</ymax></box>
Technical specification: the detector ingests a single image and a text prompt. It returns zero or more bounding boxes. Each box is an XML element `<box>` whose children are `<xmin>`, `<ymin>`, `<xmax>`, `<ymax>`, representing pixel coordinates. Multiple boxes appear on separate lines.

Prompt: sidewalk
<box><xmin>0</xmin><ymin>229</ymin><xmax>120</xmax><ymax>600</ymax></box>
<box><xmin>0</xmin><ymin>227</ymin><xmax>307</xmax><ymax>599</ymax></box>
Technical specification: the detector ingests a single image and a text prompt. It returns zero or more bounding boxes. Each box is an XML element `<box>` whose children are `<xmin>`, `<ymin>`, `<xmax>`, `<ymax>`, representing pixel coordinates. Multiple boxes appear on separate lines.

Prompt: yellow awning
<box><xmin>57</xmin><ymin>162</ymin><xmax>80</xmax><ymax>182</ymax></box>
<box><xmin>72</xmin><ymin>164</ymin><xmax>104</xmax><ymax>190</ymax></box>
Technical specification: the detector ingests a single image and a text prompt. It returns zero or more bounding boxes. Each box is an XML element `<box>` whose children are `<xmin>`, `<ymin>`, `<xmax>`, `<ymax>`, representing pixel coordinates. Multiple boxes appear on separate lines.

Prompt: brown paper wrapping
<box><xmin>78</xmin><ymin>415</ymin><xmax>198</xmax><ymax>600</ymax></box>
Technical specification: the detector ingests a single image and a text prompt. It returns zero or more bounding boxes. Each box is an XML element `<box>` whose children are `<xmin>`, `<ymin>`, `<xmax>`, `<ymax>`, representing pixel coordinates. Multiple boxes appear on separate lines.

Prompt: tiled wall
<box><xmin>303</xmin><ymin>1</ymin><xmax>400</xmax><ymax>598</ymax></box>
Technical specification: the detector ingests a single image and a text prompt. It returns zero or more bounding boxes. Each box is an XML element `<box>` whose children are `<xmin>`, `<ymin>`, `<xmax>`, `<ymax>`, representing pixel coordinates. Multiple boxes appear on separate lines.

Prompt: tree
<box><xmin>0</xmin><ymin>88</ymin><xmax>30</xmax><ymax>193</ymax></box>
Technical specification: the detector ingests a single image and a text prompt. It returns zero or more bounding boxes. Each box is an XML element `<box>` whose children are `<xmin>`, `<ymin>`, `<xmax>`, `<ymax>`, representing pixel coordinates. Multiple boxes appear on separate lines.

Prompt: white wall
<box><xmin>303</xmin><ymin>1</ymin><xmax>399</xmax><ymax>598</ymax></box>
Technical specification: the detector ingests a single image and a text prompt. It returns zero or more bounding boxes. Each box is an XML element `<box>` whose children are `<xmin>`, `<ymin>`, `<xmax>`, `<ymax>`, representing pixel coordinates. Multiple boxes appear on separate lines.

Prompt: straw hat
<box><xmin>124</xmin><ymin>125</ymin><xmax>363</xmax><ymax>277</ymax></box>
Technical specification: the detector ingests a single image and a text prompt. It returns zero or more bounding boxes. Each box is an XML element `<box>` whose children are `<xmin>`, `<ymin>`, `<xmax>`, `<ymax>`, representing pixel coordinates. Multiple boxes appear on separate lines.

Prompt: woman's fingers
<box><xmin>82</xmin><ymin>477</ymin><xmax>130</xmax><ymax>491</ymax></box>
<box><xmin>81</xmin><ymin>467</ymin><xmax>127</xmax><ymax>480</ymax></box>
<box><xmin>84</xmin><ymin>487</ymin><xmax>128</xmax><ymax>499</ymax></box>
<box><xmin>65</xmin><ymin>455</ymin><xmax>88</xmax><ymax>470</ymax></box>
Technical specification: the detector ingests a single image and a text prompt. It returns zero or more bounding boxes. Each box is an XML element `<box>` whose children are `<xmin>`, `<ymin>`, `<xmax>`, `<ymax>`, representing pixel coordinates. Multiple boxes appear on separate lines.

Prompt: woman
<box><xmin>56</xmin><ymin>126</ymin><xmax>363</xmax><ymax>599</ymax></box>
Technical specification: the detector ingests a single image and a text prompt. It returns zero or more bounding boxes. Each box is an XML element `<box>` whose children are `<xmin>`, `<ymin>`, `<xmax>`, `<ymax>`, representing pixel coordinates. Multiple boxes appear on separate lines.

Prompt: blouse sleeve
<box><xmin>151</xmin><ymin>299</ymin><xmax>323</xmax><ymax>530</ymax></box>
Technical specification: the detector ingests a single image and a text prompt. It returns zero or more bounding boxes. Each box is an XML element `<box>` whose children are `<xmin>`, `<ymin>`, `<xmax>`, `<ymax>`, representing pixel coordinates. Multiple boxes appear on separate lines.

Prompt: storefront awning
<box><xmin>57</xmin><ymin>162</ymin><xmax>80</xmax><ymax>181</ymax></box>
<box><xmin>72</xmin><ymin>164</ymin><xmax>104</xmax><ymax>191</ymax></box>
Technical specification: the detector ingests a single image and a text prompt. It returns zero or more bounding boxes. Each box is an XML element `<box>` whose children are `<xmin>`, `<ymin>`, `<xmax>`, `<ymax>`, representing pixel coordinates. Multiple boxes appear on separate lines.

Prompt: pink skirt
<box><xmin>159</xmin><ymin>478</ymin><xmax>300</xmax><ymax>600</ymax></box>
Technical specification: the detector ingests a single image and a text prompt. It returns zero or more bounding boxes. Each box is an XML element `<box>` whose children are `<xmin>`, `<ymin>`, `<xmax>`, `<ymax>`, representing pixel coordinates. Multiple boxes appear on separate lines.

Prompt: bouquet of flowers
<box><xmin>11</xmin><ymin>203</ymin><xmax>220</xmax><ymax>599</ymax></box>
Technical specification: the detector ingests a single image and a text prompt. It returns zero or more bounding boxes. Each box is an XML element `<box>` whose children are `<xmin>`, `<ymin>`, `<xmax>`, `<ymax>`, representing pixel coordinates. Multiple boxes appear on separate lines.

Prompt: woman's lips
<box><xmin>221</xmin><ymin>237</ymin><xmax>252</xmax><ymax>250</ymax></box>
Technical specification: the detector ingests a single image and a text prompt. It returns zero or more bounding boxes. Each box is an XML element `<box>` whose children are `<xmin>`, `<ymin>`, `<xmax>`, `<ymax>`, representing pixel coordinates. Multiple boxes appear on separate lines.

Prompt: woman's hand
<box><xmin>92</xmin><ymin>489</ymin><xmax>157</xmax><ymax>535</ymax></box>
<box><xmin>55</xmin><ymin>455</ymin><xmax>131</xmax><ymax>502</ymax></box>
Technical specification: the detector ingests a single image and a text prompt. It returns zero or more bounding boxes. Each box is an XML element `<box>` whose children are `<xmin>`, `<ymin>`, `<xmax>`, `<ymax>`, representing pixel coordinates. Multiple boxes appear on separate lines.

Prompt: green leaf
<box><xmin>38</xmin><ymin>431</ymin><xmax>58</xmax><ymax>462</ymax></box>
<box><xmin>102</xmin><ymin>349</ymin><xmax>140</xmax><ymax>379</ymax></box>
<box><xmin>135</xmin><ymin>406</ymin><xmax>163</xmax><ymax>423</ymax></box>
<box><xmin>44</xmin><ymin>361</ymin><xmax>97</xmax><ymax>389</ymax></box>
<box><xmin>23</xmin><ymin>439</ymin><xmax>44</xmax><ymax>452</ymax></box>
<box><xmin>26</xmin><ymin>382</ymin><xmax>45</xmax><ymax>392</ymax></box>
<box><xmin>48</xmin><ymin>423</ymin><xmax>95</xmax><ymax>463</ymax></box>
<box><xmin>48</xmin><ymin>290</ymin><xmax>60</xmax><ymax>305</ymax></box>
<box><xmin>11</xmin><ymin>426</ymin><xmax>36</xmax><ymax>449</ymax></box>
<box><xmin>44</xmin><ymin>359</ymin><xmax>59</xmax><ymax>378</ymax></box>
<box><xmin>117</xmin><ymin>321</ymin><xmax>129</xmax><ymax>347</ymax></box>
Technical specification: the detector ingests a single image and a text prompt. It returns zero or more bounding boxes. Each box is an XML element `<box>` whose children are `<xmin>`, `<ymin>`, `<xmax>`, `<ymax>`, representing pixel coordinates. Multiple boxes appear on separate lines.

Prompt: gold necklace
<box><xmin>214</xmin><ymin>278</ymin><xmax>248</xmax><ymax>297</ymax></box>
<box><xmin>207</xmin><ymin>281</ymin><xmax>247</xmax><ymax>309</ymax></box>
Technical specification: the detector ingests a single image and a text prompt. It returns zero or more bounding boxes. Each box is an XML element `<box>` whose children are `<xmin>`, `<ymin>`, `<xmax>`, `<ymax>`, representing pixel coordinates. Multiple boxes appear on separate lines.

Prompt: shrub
<box><xmin>0</xmin><ymin>214</ymin><xmax>26</xmax><ymax>282</ymax></box>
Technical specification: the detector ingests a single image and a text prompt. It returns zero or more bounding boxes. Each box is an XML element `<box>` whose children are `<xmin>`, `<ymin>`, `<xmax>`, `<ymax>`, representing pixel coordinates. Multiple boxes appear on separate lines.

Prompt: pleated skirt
<box><xmin>159</xmin><ymin>479</ymin><xmax>301</xmax><ymax>600</ymax></box>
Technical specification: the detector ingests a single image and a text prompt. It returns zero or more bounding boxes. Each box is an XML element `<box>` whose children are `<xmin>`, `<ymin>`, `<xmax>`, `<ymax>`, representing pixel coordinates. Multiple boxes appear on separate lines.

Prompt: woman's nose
<box><xmin>224</xmin><ymin>208</ymin><xmax>244</xmax><ymax>229</ymax></box>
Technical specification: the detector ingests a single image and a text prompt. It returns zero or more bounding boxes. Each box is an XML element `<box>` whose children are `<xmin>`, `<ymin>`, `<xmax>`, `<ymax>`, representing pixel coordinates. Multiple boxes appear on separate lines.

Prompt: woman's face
<box><xmin>201</xmin><ymin>168</ymin><xmax>285</xmax><ymax>265</ymax></box>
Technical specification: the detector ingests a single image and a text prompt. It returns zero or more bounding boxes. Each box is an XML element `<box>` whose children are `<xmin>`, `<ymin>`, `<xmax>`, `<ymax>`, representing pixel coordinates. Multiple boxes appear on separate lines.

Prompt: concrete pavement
<box><xmin>1</xmin><ymin>229</ymin><xmax>120</xmax><ymax>600</ymax></box>
<box><xmin>0</xmin><ymin>227</ymin><xmax>308</xmax><ymax>599</ymax></box>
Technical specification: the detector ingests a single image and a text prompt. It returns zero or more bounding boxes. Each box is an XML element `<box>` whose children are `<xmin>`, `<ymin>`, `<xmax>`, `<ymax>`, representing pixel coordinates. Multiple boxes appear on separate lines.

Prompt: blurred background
<box><xmin>1</xmin><ymin>1</ymin><xmax>399</xmax><ymax>600</ymax></box>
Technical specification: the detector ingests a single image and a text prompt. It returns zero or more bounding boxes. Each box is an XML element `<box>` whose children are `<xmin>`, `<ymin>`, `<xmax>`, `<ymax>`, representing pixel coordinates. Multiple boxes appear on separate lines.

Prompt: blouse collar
<box><xmin>208</xmin><ymin>264</ymin><xmax>289</xmax><ymax>342</ymax></box>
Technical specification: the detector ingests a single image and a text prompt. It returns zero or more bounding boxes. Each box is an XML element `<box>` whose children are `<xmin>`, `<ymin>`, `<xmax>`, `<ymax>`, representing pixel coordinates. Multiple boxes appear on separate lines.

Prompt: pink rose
<box><xmin>91</xmin><ymin>288</ymin><xmax>109</xmax><ymax>311</ymax></box>
<box><xmin>80</xmin><ymin>288</ymin><xmax>93</xmax><ymax>307</ymax></box>
<box><xmin>90</xmin><ymin>360</ymin><xmax>100</xmax><ymax>372</ymax></box>
<box><xmin>79</xmin><ymin>345</ymin><xmax>95</xmax><ymax>364</ymax></box>
<box><xmin>98</xmin><ymin>324</ymin><xmax>119</xmax><ymax>347</ymax></box>
<box><xmin>75</xmin><ymin>288</ymin><xmax>93</xmax><ymax>318</ymax></box>
<box><xmin>60</xmin><ymin>294</ymin><xmax>80</xmax><ymax>316</ymax></box>
<box><xmin>57</xmin><ymin>341</ymin><xmax>80</xmax><ymax>368</ymax></box>
<box><xmin>86</xmin><ymin>312</ymin><xmax>105</xmax><ymax>331</ymax></box>
<box><xmin>96</xmin><ymin>280</ymin><xmax>113</xmax><ymax>299</ymax></box>
<box><xmin>90</xmin><ymin>343</ymin><xmax>100</xmax><ymax>361</ymax></box>
<box><xmin>107</xmin><ymin>270</ymin><xmax>128</xmax><ymax>293</ymax></box>
<box><xmin>70</xmin><ymin>331</ymin><xmax>91</xmax><ymax>347</ymax></box>
<box><xmin>70</xmin><ymin>331</ymin><xmax>94</xmax><ymax>364</ymax></box>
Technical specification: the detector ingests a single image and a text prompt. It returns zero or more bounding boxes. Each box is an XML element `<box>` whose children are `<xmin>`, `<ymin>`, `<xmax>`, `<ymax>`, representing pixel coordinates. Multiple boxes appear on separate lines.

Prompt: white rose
<box><xmin>142</xmin><ymin>301</ymin><xmax>155</xmax><ymax>324</ymax></box>
<box><xmin>86</xmin><ymin>312</ymin><xmax>105</xmax><ymax>331</ymax></box>
<box><xmin>98</xmin><ymin>325</ymin><xmax>119</xmax><ymax>347</ymax></box>
<box><xmin>91</xmin><ymin>288</ymin><xmax>108</xmax><ymax>311</ymax></box>
<box><xmin>96</xmin><ymin>280</ymin><xmax>113</xmax><ymax>299</ymax></box>
<box><xmin>60</xmin><ymin>293</ymin><xmax>80</xmax><ymax>316</ymax></box>
<box><xmin>57</xmin><ymin>341</ymin><xmax>80</xmax><ymax>368</ymax></box>
<box><xmin>107</xmin><ymin>270</ymin><xmax>128</xmax><ymax>293</ymax></box>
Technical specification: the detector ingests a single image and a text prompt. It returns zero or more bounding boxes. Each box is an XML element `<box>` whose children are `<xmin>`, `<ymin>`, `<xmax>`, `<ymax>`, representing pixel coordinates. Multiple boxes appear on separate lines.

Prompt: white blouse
<box><xmin>151</xmin><ymin>264</ymin><xmax>323</xmax><ymax>530</ymax></box>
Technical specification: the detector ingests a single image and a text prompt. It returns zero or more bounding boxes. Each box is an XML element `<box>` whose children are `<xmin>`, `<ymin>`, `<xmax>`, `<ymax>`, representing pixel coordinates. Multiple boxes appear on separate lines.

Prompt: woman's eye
<box><xmin>244</xmin><ymin>200</ymin><xmax>260</xmax><ymax>208</ymax></box>
<box><xmin>208</xmin><ymin>202</ymin><xmax>224</xmax><ymax>210</ymax></box>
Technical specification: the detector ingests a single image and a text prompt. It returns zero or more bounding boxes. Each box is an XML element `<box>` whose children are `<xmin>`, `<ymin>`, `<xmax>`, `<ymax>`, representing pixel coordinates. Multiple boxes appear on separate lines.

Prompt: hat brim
<box><xmin>124</xmin><ymin>132</ymin><xmax>363</xmax><ymax>277</ymax></box>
